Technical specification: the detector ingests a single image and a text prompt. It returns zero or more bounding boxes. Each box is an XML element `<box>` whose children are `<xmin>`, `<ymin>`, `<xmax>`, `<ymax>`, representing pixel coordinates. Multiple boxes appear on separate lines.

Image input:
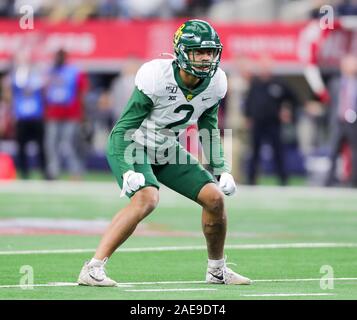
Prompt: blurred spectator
<box><xmin>297</xmin><ymin>99</ymin><xmax>327</xmax><ymax>156</ymax></box>
<box><xmin>0</xmin><ymin>0</ymin><xmax>216</xmax><ymax>20</ymax></box>
<box><xmin>185</xmin><ymin>0</ymin><xmax>214</xmax><ymax>17</ymax></box>
<box><xmin>44</xmin><ymin>49</ymin><xmax>88</xmax><ymax>180</ymax></box>
<box><xmin>325</xmin><ymin>54</ymin><xmax>357</xmax><ymax>187</ymax></box>
<box><xmin>43</xmin><ymin>0</ymin><xmax>97</xmax><ymax>22</ymax></box>
<box><xmin>121</xmin><ymin>0</ymin><xmax>188</xmax><ymax>19</ymax></box>
<box><xmin>110</xmin><ymin>57</ymin><xmax>140</xmax><ymax>120</ymax></box>
<box><xmin>13</xmin><ymin>0</ymin><xmax>46</xmax><ymax>17</ymax></box>
<box><xmin>243</xmin><ymin>55</ymin><xmax>300</xmax><ymax>185</ymax></box>
<box><xmin>309</xmin><ymin>0</ymin><xmax>335</xmax><ymax>19</ymax></box>
<box><xmin>225</xmin><ymin>56</ymin><xmax>253</xmax><ymax>182</ymax></box>
<box><xmin>0</xmin><ymin>82</ymin><xmax>15</xmax><ymax>140</ymax></box>
<box><xmin>0</xmin><ymin>0</ymin><xmax>14</xmax><ymax>16</ymax></box>
<box><xmin>92</xmin><ymin>90</ymin><xmax>115</xmax><ymax>152</ymax></box>
<box><xmin>336</xmin><ymin>0</ymin><xmax>357</xmax><ymax>16</ymax></box>
<box><xmin>3</xmin><ymin>51</ymin><xmax>48</xmax><ymax>179</ymax></box>
<box><xmin>97</xmin><ymin>0</ymin><xmax>120</xmax><ymax>18</ymax></box>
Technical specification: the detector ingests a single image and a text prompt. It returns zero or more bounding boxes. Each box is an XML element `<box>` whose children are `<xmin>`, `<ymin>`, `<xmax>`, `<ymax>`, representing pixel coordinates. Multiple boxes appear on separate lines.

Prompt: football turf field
<box><xmin>0</xmin><ymin>179</ymin><xmax>356</xmax><ymax>300</ymax></box>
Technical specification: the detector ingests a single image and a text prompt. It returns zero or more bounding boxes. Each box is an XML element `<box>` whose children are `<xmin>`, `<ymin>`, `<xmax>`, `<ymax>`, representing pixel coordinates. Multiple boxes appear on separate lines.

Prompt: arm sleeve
<box><xmin>197</xmin><ymin>101</ymin><xmax>230</xmax><ymax>175</ymax></box>
<box><xmin>108</xmin><ymin>86</ymin><xmax>154</xmax><ymax>174</ymax></box>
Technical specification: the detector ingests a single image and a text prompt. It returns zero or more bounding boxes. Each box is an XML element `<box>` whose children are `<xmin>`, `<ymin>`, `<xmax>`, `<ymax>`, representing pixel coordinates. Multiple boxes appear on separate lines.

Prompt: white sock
<box><xmin>208</xmin><ymin>258</ymin><xmax>225</xmax><ymax>269</ymax></box>
<box><xmin>88</xmin><ymin>258</ymin><xmax>104</xmax><ymax>266</ymax></box>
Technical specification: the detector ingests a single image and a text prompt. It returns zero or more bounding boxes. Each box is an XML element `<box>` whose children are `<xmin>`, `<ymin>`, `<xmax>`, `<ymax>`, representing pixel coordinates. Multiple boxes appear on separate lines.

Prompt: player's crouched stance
<box><xmin>78</xmin><ymin>19</ymin><xmax>251</xmax><ymax>287</ymax></box>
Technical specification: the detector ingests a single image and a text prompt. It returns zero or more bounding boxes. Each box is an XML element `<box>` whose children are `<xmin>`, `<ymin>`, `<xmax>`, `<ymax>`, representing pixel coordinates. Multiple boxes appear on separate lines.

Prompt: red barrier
<box><xmin>0</xmin><ymin>19</ymin><xmax>355</xmax><ymax>68</ymax></box>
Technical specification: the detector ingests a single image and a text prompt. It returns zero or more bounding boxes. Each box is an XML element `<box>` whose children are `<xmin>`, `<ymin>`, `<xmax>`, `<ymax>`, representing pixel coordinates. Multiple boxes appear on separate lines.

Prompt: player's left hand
<box><xmin>219</xmin><ymin>172</ymin><xmax>237</xmax><ymax>196</ymax></box>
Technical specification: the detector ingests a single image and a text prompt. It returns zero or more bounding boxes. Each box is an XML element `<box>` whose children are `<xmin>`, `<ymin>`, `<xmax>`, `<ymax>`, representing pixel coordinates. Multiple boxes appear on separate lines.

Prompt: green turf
<box><xmin>0</xmin><ymin>181</ymin><xmax>356</xmax><ymax>300</ymax></box>
<box><xmin>1</xmin><ymin>248</ymin><xmax>356</xmax><ymax>300</ymax></box>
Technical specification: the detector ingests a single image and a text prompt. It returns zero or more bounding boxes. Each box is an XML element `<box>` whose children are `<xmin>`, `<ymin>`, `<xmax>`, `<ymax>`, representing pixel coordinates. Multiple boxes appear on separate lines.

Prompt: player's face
<box><xmin>188</xmin><ymin>48</ymin><xmax>218</xmax><ymax>72</ymax></box>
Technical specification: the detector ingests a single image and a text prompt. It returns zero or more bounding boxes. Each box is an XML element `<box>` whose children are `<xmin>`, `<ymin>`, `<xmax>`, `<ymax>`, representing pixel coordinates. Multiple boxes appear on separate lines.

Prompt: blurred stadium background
<box><xmin>0</xmin><ymin>0</ymin><xmax>357</xmax><ymax>300</ymax></box>
<box><xmin>1</xmin><ymin>0</ymin><xmax>357</xmax><ymax>185</ymax></box>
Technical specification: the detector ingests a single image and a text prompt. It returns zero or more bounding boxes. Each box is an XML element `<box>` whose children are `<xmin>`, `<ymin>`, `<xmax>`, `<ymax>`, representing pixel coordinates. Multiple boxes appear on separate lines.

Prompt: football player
<box><xmin>78</xmin><ymin>19</ymin><xmax>251</xmax><ymax>286</ymax></box>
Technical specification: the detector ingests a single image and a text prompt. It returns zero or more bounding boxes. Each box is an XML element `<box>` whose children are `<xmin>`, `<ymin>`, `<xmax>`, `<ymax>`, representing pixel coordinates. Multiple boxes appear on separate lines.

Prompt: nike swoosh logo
<box><xmin>89</xmin><ymin>274</ymin><xmax>104</xmax><ymax>282</ymax></box>
<box><xmin>209</xmin><ymin>272</ymin><xmax>224</xmax><ymax>281</ymax></box>
<box><xmin>202</xmin><ymin>97</ymin><xmax>211</xmax><ymax>101</ymax></box>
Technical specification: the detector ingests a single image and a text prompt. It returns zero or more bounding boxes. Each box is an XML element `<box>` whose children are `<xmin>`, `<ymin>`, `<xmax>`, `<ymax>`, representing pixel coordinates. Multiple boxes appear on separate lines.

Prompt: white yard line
<box><xmin>121</xmin><ymin>280</ymin><xmax>205</xmax><ymax>285</ymax></box>
<box><xmin>0</xmin><ymin>282</ymin><xmax>131</xmax><ymax>288</ymax></box>
<box><xmin>241</xmin><ymin>293</ymin><xmax>334</xmax><ymax>297</ymax></box>
<box><xmin>0</xmin><ymin>283</ymin><xmax>79</xmax><ymax>288</ymax></box>
<box><xmin>1</xmin><ymin>242</ymin><xmax>357</xmax><ymax>255</ymax></box>
<box><xmin>253</xmin><ymin>277</ymin><xmax>357</xmax><ymax>282</ymax></box>
<box><xmin>0</xmin><ymin>248</ymin><xmax>95</xmax><ymax>255</ymax></box>
<box><xmin>0</xmin><ymin>277</ymin><xmax>356</xmax><ymax>289</ymax></box>
<box><xmin>125</xmin><ymin>288</ymin><xmax>217</xmax><ymax>292</ymax></box>
<box><xmin>119</xmin><ymin>278</ymin><xmax>357</xmax><ymax>285</ymax></box>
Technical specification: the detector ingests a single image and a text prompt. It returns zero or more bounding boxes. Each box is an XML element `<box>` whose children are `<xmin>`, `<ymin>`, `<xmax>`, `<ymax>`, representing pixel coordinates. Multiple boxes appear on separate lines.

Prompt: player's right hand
<box><xmin>219</xmin><ymin>172</ymin><xmax>237</xmax><ymax>196</ymax></box>
<box><xmin>120</xmin><ymin>170</ymin><xmax>145</xmax><ymax>197</ymax></box>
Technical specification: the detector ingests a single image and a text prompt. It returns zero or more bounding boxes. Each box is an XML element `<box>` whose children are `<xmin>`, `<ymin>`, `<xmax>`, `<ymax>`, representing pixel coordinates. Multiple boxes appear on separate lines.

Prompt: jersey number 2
<box><xmin>165</xmin><ymin>105</ymin><xmax>194</xmax><ymax>129</ymax></box>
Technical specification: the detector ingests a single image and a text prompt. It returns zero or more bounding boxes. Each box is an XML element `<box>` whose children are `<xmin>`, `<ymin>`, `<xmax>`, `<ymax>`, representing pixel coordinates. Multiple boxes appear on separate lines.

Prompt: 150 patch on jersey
<box><xmin>166</xmin><ymin>85</ymin><xmax>178</xmax><ymax>94</ymax></box>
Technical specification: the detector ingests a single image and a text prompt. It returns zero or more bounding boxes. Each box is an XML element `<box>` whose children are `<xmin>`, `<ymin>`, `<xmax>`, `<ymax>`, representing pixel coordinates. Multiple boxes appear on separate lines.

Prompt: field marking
<box><xmin>121</xmin><ymin>280</ymin><xmax>205</xmax><ymax>285</ymax></box>
<box><xmin>1</xmin><ymin>242</ymin><xmax>357</xmax><ymax>255</ymax></box>
<box><xmin>125</xmin><ymin>288</ymin><xmax>217</xmax><ymax>292</ymax></box>
<box><xmin>241</xmin><ymin>293</ymin><xmax>334</xmax><ymax>297</ymax></box>
<box><xmin>0</xmin><ymin>282</ymin><xmax>335</xmax><ymax>297</ymax></box>
<box><xmin>0</xmin><ymin>248</ymin><xmax>95</xmax><ymax>255</ymax></box>
<box><xmin>253</xmin><ymin>277</ymin><xmax>357</xmax><ymax>283</ymax></box>
<box><xmin>119</xmin><ymin>277</ymin><xmax>357</xmax><ymax>285</ymax></box>
<box><xmin>0</xmin><ymin>283</ymin><xmax>79</xmax><ymax>288</ymax></box>
<box><xmin>0</xmin><ymin>277</ymin><xmax>356</xmax><ymax>289</ymax></box>
<box><xmin>0</xmin><ymin>282</ymin><xmax>131</xmax><ymax>289</ymax></box>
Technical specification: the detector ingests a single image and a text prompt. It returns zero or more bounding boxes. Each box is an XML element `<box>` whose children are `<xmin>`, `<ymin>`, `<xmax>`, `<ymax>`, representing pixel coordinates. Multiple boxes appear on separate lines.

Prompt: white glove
<box><xmin>120</xmin><ymin>170</ymin><xmax>145</xmax><ymax>197</ymax></box>
<box><xmin>219</xmin><ymin>172</ymin><xmax>237</xmax><ymax>196</ymax></box>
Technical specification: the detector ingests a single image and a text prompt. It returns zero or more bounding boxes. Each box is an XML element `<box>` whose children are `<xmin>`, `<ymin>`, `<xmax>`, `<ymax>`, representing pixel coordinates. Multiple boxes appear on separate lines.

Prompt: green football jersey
<box><xmin>133</xmin><ymin>58</ymin><xmax>227</xmax><ymax>149</ymax></box>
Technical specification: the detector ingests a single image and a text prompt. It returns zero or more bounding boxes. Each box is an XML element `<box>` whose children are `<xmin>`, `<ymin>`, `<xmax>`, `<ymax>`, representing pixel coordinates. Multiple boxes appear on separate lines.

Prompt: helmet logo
<box><xmin>174</xmin><ymin>23</ymin><xmax>185</xmax><ymax>47</ymax></box>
